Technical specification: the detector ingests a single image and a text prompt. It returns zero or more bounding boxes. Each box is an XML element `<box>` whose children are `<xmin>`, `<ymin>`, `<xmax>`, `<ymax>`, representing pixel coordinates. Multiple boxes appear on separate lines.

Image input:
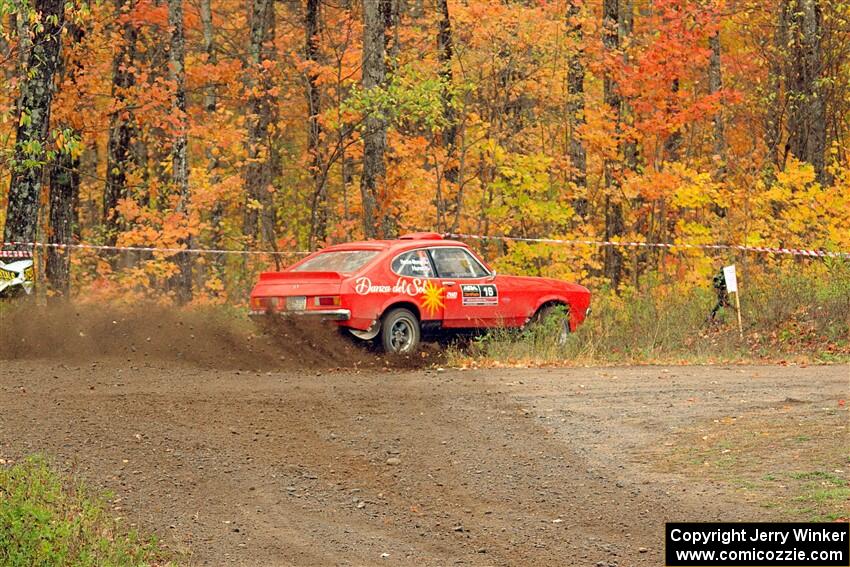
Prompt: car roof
<box><xmin>320</xmin><ymin>237</ymin><xmax>469</xmax><ymax>254</ymax></box>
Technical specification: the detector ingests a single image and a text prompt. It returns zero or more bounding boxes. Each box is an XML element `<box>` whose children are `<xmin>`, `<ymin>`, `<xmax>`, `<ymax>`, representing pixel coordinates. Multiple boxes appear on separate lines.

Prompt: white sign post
<box><xmin>723</xmin><ymin>265</ymin><xmax>743</xmax><ymax>338</ymax></box>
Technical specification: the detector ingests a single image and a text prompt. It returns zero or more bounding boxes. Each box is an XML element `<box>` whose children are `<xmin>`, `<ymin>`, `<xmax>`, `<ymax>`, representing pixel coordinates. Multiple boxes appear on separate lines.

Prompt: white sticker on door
<box><xmin>461</xmin><ymin>284</ymin><xmax>498</xmax><ymax>306</ymax></box>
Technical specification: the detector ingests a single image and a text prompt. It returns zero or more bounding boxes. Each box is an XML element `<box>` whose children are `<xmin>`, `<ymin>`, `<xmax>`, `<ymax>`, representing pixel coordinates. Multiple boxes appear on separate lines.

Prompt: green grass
<box><xmin>0</xmin><ymin>456</ymin><xmax>173</xmax><ymax>567</ymax></box>
<box><xmin>806</xmin><ymin>487</ymin><xmax>850</xmax><ymax>504</ymax></box>
<box><xmin>789</xmin><ymin>470</ymin><xmax>846</xmax><ymax>483</ymax></box>
<box><xmin>790</xmin><ymin>471</ymin><xmax>850</xmax><ymax>520</ymax></box>
<box><xmin>450</xmin><ymin>267</ymin><xmax>850</xmax><ymax>366</ymax></box>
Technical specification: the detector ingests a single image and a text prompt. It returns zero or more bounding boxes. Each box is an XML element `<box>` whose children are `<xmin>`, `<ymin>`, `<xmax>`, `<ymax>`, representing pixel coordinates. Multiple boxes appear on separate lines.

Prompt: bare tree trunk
<box><xmin>601</xmin><ymin>0</ymin><xmax>624</xmax><ymax>288</ymax></box>
<box><xmin>708</xmin><ymin>30</ymin><xmax>726</xmax><ymax>175</ymax></box>
<box><xmin>383</xmin><ymin>0</ymin><xmax>400</xmax><ymax>69</ymax></box>
<box><xmin>360</xmin><ymin>0</ymin><xmax>390</xmax><ymax>239</ymax></box>
<box><xmin>566</xmin><ymin>0</ymin><xmax>587</xmax><ymax>217</ymax></box>
<box><xmin>3</xmin><ymin>0</ymin><xmax>65</xmax><ymax>251</ymax></box>
<box><xmin>620</xmin><ymin>0</ymin><xmax>637</xmax><ymax>173</ymax></box>
<box><xmin>707</xmin><ymin>29</ymin><xmax>728</xmax><ymax>220</ymax></box>
<box><xmin>262</xmin><ymin>4</ymin><xmax>280</xmax><ymax>258</ymax></box>
<box><xmin>764</xmin><ymin>4</ymin><xmax>787</xmax><ymax>172</ymax></box>
<box><xmin>200</xmin><ymin>0</ymin><xmax>216</xmax><ymax>123</ymax></box>
<box><xmin>306</xmin><ymin>0</ymin><xmax>327</xmax><ymax>248</ymax></box>
<box><xmin>47</xmin><ymin>149</ymin><xmax>79</xmax><ymax>297</ymax></box>
<box><xmin>199</xmin><ymin>0</ymin><xmax>226</xmax><ymax>285</ymax></box>
<box><xmin>46</xmin><ymin>20</ymin><xmax>84</xmax><ymax>298</ymax></box>
<box><xmin>436</xmin><ymin>0</ymin><xmax>461</xmax><ymax>233</ymax></box>
<box><xmin>243</xmin><ymin>0</ymin><xmax>278</xmax><ymax>251</ymax></box>
<box><xmin>103</xmin><ymin>0</ymin><xmax>139</xmax><ymax>244</ymax></box>
<box><xmin>0</xmin><ymin>13</ymin><xmax>12</xmax><ymax>76</ymax></box>
<box><xmin>169</xmin><ymin>0</ymin><xmax>192</xmax><ymax>302</ymax></box>
<box><xmin>13</xmin><ymin>1</ymin><xmax>32</xmax><ymax>112</ymax></box>
<box><xmin>663</xmin><ymin>78</ymin><xmax>683</xmax><ymax>163</ymax></box>
<box><xmin>785</xmin><ymin>0</ymin><xmax>827</xmax><ymax>183</ymax></box>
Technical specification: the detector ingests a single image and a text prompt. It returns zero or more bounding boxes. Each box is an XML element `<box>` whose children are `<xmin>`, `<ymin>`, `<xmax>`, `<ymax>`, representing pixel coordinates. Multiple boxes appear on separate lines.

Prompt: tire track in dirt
<box><xmin>0</xmin><ymin>361</ymin><xmax>846</xmax><ymax>565</ymax></box>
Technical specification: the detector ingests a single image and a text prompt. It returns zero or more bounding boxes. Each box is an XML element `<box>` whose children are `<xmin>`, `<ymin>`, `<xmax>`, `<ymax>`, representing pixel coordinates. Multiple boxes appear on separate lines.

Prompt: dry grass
<box><xmin>655</xmin><ymin>404</ymin><xmax>850</xmax><ymax>521</ymax></box>
<box><xmin>449</xmin><ymin>266</ymin><xmax>850</xmax><ymax>367</ymax></box>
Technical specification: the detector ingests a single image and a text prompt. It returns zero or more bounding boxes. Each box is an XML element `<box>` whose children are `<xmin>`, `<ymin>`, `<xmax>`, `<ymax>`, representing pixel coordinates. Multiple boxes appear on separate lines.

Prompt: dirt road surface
<box><xmin>1</xmin><ymin>360</ymin><xmax>847</xmax><ymax>566</ymax></box>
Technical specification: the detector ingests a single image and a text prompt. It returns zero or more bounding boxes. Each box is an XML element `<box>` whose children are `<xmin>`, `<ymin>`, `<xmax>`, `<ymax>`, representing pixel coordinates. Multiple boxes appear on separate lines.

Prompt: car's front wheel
<box><xmin>381</xmin><ymin>307</ymin><xmax>420</xmax><ymax>354</ymax></box>
<box><xmin>533</xmin><ymin>304</ymin><xmax>571</xmax><ymax>346</ymax></box>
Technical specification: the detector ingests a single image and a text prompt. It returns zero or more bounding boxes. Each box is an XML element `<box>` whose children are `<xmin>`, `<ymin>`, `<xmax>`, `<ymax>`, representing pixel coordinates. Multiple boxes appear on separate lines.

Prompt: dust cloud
<box><xmin>0</xmin><ymin>302</ymin><xmax>420</xmax><ymax>370</ymax></box>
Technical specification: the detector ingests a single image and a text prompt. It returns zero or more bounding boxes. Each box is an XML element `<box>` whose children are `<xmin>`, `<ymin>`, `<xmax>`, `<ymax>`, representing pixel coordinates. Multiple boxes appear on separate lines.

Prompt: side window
<box><xmin>429</xmin><ymin>248</ymin><xmax>489</xmax><ymax>278</ymax></box>
<box><xmin>391</xmin><ymin>250</ymin><xmax>436</xmax><ymax>278</ymax></box>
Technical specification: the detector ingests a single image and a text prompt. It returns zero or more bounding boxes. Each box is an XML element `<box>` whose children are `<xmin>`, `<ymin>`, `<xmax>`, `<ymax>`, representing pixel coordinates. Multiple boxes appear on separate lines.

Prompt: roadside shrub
<box><xmin>744</xmin><ymin>262</ymin><xmax>850</xmax><ymax>342</ymax></box>
<box><xmin>455</xmin><ymin>267</ymin><xmax>850</xmax><ymax>365</ymax></box>
<box><xmin>0</xmin><ymin>456</ymin><xmax>172</xmax><ymax>567</ymax></box>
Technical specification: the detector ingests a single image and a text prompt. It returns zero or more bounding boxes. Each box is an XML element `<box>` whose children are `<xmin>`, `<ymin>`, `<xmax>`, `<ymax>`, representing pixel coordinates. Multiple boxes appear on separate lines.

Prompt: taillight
<box><xmin>251</xmin><ymin>297</ymin><xmax>279</xmax><ymax>311</ymax></box>
<box><xmin>314</xmin><ymin>296</ymin><xmax>341</xmax><ymax>307</ymax></box>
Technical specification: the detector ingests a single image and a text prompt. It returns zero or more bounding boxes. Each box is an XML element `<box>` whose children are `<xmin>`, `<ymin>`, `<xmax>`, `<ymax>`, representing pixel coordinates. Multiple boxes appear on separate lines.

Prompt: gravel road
<box><xmin>0</xmin><ymin>360</ymin><xmax>846</xmax><ymax>566</ymax></box>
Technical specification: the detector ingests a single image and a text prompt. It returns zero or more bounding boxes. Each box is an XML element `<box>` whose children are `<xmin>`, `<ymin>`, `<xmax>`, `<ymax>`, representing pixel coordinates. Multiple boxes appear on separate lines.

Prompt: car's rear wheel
<box><xmin>533</xmin><ymin>304</ymin><xmax>571</xmax><ymax>346</ymax></box>
<box><xmin>0</xmin><ymin>285</ymin><xmax>28</xmax><ymax>301</ymax></box>
<box><xmin>381</xmin><ymin>307</ymin><xmax>420</xmax><ymax>354</ymax></box>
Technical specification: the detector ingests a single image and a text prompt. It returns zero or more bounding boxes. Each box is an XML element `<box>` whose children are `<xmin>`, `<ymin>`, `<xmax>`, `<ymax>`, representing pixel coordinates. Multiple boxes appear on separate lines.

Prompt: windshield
<box><xmin>291</xmin><ymin>250</ymin><xmax>379</xmax><ymax>274</ymax></box>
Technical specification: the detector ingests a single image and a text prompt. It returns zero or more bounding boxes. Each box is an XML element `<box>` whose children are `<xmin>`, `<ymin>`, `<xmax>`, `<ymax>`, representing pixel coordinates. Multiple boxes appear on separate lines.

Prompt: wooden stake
<box><xmin>734</xmin><ymin>290</ymin><xmax>743</xmax><ymax>339</ymax></box>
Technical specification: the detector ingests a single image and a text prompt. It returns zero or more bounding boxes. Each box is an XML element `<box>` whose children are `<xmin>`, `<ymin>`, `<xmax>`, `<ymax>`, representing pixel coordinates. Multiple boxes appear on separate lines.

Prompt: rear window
<box><xmin>292</xmin><ymin>250</ymin><xmax>379</xmax><ymax>274</ymax></box>
<box><xmin>392</xmin><ymin>250</ymin><xmax>435</xmax><ymax>278</ymax></box>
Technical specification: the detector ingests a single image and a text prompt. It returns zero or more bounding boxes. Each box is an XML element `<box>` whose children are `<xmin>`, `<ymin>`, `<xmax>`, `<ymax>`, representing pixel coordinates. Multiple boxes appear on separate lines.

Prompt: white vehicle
<box><xmin>0</xmin><ymin>252</ymin><xmax>35</xmax><ymax>299</ymax></box>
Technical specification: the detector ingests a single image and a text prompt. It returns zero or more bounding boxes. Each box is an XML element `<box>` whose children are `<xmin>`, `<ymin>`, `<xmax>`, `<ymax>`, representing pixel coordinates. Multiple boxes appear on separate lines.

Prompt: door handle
<box><xmin>443</xmin><ymin>281</ymin><xmax>456</xmax><ymax>287</ymax></box>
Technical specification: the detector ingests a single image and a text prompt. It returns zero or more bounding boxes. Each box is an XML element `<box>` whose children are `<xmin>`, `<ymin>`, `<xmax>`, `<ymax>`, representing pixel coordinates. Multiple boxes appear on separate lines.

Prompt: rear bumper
<box><xmin>249</xmin><ymin>309</ymin><xmax>351</xmax><ymax>321</ymax></box>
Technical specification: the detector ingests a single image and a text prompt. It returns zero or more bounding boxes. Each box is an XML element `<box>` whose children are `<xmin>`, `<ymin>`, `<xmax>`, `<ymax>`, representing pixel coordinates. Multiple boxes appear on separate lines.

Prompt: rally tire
<box><xmin>381</xmin><ymin>308</ymin><xmax>421</xmax><ymax>355</ymax></box>
<box><xmin>0</xmin><ymin>285</ymin><xmax>28</xmax><ymax>301</ymax></box>
<box><xmin>534</xmin><ymin>304</ymin><xmax>571</xmax><ymax>346</ymax></box>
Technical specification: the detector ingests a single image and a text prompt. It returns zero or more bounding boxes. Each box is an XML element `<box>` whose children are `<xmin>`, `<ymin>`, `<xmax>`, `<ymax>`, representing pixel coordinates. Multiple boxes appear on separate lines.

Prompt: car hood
<box><xmin>498</xmin><ymin>274</ymin><xmax>589</xmax><ymax>294</ymax></box>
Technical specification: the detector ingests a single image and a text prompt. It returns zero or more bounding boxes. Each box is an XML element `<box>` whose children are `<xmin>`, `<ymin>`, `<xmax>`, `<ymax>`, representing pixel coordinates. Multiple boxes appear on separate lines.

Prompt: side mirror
<box><xmin>487</xmin><ymin>270</ymin><xmax>497</xmax><ymax>281</ymax></box>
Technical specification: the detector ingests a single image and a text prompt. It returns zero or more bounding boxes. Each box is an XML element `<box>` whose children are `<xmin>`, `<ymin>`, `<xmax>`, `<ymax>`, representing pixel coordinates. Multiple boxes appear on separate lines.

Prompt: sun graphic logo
<box><xmin>420</xmin><ymin>280</ymin><xmax>445</xmax><ymax>316</ymax></box>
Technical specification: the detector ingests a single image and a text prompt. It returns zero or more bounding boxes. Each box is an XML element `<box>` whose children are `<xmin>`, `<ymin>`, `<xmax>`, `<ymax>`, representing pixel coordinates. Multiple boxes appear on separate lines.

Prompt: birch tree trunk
<box><xmin>3</xmin><ymin>0</ymin><xmax>65</xmax><ymax>251</ymax></box>
<box><xmin>169</xmin><ymin>0</ymin><xmax>192</xmax><ymax>302</ymax></box>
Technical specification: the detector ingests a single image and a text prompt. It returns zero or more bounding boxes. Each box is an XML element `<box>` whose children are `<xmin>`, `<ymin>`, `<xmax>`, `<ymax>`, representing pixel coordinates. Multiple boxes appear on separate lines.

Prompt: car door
<box><xmin>428</xmin><ymin>246</ymin><xmax>501</xmax><ymax>328</ymax></box>
<box><xmin>389</xmin><ymin>248</ymin><xmax>444</xmax><ymax>322</ymax></box>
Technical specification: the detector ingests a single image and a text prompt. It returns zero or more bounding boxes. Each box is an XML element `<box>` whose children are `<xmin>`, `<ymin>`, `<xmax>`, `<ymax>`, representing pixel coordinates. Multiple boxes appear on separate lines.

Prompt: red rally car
<box><xmin>249</xmin><ymin>233</ymin><xmax>591</xmax><ymax>354</ymax></box>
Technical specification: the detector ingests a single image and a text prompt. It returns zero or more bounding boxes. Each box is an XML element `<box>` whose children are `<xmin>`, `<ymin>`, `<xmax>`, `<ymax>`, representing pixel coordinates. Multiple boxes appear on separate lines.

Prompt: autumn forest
<box><xmin>1</xmin><ymin>0</ymin><xmax>849</xmax><ymax>302</ymax></box>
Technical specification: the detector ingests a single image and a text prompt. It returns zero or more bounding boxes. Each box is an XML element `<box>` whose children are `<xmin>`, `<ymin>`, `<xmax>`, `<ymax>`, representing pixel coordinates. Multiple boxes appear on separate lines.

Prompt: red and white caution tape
<box><xmin>446</xmin><ymin>233</ymin><xmax>850</xmax><ymax>259</ymax></box>
<box><xmin>1</xmin><ymin>241</ymin><xmax>311</xmax><ymax>256</ymax></box>
<box><xmin>4</xmin><ymin>236</ymin><xmax>848</xmax><ymax>259</ymax></box>
<box><xmin>0</xmin><ymin>249</ymin><xmax>33</xmax><ymax>258</ymax></box>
